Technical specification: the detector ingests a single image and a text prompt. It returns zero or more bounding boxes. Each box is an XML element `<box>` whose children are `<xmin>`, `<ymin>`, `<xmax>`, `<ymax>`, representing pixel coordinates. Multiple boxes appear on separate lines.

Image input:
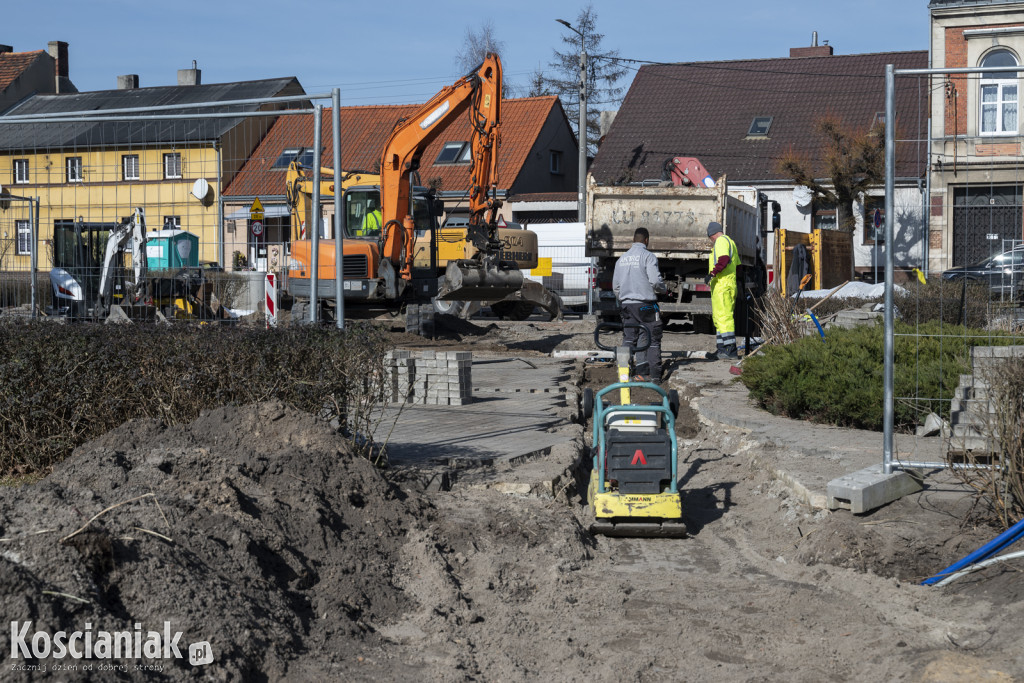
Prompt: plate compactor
<box><xmin>583</xmin><ymin>323</ymin><xmax>687</xmax><ymax>538</ymax></box>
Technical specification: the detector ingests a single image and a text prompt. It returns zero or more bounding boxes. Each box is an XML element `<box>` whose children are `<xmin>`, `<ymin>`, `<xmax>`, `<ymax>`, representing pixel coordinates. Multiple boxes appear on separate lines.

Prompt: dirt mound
<box><xmin>0</xmin><ymin>401</ymin><xmax>432</xmax><ymax>680</ymax></box>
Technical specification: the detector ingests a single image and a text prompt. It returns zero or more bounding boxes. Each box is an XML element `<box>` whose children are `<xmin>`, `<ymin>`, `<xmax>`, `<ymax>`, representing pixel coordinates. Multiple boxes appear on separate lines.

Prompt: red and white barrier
<box><xmin>265</xmin><ymin>273</ymin><xmax>278</xmax><ymax>328</ymax></box>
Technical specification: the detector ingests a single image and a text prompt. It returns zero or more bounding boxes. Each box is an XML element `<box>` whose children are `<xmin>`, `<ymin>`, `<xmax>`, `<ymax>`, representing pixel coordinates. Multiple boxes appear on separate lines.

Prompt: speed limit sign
<box><xmin>250</xmin><ymin>219</ymin><xmax>264</xmax><ymax>237</ymax></box>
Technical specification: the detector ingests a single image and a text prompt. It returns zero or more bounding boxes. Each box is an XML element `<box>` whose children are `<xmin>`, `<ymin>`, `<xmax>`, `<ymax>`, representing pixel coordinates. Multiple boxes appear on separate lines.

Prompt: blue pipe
<box><xmin>922</xmin><ymin>516</ymin><xmax>1024</xmax><ymax>586</ymax></box>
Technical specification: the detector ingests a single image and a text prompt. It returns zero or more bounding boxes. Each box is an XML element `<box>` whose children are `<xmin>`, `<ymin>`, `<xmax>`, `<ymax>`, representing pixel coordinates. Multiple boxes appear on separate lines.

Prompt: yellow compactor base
<box><xmin>587</xmin><ymin>472</ymin><xmax>688</xmax><ymax>538</ymax></box>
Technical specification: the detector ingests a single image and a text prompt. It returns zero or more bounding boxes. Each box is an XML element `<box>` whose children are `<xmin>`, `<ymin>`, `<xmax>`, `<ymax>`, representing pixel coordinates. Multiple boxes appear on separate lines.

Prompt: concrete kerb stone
<box><xmin>826</xmin><ymin>465</ymin><xmax>923</xmax><ymax>515</ymax></box>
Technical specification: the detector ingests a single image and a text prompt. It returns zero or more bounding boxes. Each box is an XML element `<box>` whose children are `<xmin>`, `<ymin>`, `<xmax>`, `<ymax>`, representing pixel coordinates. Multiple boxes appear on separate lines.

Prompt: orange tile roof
<box><xmin>224</xmin><ymin>96</ymin><xmax>560</xmax><ymax>198</ymax></box>
<box><xmin>0</xmin><ymin>50</ymin><xmax>45</xmax><ymax>93</ymax></box>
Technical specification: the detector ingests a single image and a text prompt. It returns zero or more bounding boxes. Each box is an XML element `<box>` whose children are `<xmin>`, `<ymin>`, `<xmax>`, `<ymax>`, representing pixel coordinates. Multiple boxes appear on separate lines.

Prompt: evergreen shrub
<box><xmin>739</xmin><ymin>321</ymin><xmax>1019</xmax><ymax>432</ymax></box>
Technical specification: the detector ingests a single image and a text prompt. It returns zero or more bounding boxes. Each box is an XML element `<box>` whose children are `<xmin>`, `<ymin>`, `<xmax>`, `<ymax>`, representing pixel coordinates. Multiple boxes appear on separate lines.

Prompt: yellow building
<box><xmin>0</xmin><ymin>73</ymin><xmax>304</xmax><ymax>273</ymax></box>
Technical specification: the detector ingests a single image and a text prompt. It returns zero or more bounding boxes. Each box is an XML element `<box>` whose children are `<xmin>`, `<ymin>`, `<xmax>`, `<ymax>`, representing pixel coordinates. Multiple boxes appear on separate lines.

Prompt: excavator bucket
<box><xmin>436</xmin><ymin>259</ymin><xmax>525</xmax><ymax>302</ymax></box>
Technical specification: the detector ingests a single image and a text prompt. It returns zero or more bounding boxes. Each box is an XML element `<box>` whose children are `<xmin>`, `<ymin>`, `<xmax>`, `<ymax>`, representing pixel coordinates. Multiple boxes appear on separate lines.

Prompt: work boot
<box><xmin>722</xmin><ymin>344</ymin><xmax>739</xmax><ymax>360</ymax></box>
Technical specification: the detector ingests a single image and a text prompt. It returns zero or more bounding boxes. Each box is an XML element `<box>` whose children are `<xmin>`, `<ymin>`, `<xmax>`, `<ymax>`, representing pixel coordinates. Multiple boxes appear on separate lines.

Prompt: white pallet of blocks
<box><xmin>383</xmin><ymin>349</ymin><xmax>472</xmax><ymax>405</ymax></box>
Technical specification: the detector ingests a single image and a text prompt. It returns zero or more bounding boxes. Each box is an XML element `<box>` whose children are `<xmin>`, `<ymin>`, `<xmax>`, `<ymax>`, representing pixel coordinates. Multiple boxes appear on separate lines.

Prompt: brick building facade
<box><xmin>929</xmin><ymin>0</ymin><xmax>1024</xmax><ymax>269</ymax></box>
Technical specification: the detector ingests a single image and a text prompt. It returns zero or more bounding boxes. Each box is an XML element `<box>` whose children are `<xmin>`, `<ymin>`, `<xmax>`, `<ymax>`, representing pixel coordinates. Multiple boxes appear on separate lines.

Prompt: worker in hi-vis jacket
<box><xmin>704</xmin><ymin>221</ymin><xmax>739</xmax><ymax>360</ymax></box>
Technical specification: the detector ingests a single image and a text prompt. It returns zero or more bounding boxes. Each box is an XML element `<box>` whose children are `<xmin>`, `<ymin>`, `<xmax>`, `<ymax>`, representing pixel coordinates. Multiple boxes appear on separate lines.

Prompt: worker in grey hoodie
<box><xmin>612</xmin><ymin>227</ymin><xmax>666</xmax><ymax>381</ymax></box>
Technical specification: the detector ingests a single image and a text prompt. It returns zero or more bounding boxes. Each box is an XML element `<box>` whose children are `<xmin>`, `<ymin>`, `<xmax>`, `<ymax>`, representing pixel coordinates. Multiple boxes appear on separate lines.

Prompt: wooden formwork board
<box><xmin>775</xmin><ymin>229</ymin><xmax>854</xmax><ymax>295</ymax></box>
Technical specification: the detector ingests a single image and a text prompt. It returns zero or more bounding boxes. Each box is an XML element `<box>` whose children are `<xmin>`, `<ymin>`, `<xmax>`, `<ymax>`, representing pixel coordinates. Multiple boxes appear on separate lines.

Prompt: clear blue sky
<box><xmin>7</xmin><ymin>0</ymin><xmax>928</xmax><ymax>106</ymax></box>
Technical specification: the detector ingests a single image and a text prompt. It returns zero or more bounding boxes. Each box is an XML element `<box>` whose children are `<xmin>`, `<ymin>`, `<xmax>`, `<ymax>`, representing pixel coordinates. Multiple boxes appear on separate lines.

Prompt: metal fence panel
<box><xmin>0</xmin><ymin>98</ymin><xmax>325</xmax><ymax>321</ymax></box>
<box><xmin>884</xmin><ymin>64</ymin><xmax>1024</xmax><ymax>476</ymax></box>
<box><xmin>526</xmin><ymin>243</ymin><xmax>591</xmax><ymax>308</ymax></box>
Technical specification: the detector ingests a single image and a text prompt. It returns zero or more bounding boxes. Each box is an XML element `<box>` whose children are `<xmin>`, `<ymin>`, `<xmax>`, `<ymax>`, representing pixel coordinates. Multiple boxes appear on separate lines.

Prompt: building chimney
<box><xmin>47</xmin><ymin>40</ymin><xmax>69</xmax><ymax>92</ymax></box>
<box><xmin>117</xmin><ymin>74</ymin><xmax>140</xmax><ymax>90</ymax></box>
<box><xmin>177</xmin><ymin>60</ymin><xmax>201</xmax><ymax>86</ymax></box>
<box><xmin>0</xmin><ymin>45</ymin><xmax>13</xmax><ymax>55</ymax></box>
<box><xmin>790</xmin><ymin>33</ymin><xmax>833</xmax><ymax>58</ymax></box>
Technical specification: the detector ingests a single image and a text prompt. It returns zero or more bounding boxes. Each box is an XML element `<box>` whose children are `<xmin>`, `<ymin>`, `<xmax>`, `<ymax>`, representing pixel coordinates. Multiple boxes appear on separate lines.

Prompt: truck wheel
<box><xmin>432</xmin><ymin>296</ymin><xmax>469</xmax><ymax>318</ymax></box>
<box><xmin>492</xmin><ymin>301</ymin><xmax>534</xmax><ymax>320</ymax></box>
<box><xmin>432</xmin><ymin>276</ymin><xmax>472</xmax><ymax>318</ymax></box>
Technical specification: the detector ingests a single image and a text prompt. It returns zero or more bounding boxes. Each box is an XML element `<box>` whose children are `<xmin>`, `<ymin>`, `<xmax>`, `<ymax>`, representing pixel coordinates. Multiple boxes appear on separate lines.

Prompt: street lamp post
<box><xmin>556</xmin><ymin>18</ymin><xmax>587</xmax><ymax>226</ymax></box>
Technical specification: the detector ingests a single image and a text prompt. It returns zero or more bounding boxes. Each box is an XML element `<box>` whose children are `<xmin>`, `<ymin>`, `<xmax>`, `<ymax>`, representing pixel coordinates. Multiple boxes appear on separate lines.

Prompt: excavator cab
<box><xmin>50</xmin><ymin>220</ymin><xmax>121</xmax><ymax>318</ymax></box>
<box><xmin>346</xmin><ymin>189</ymin><xmax>383</xmax><ymax>238</ymax></box>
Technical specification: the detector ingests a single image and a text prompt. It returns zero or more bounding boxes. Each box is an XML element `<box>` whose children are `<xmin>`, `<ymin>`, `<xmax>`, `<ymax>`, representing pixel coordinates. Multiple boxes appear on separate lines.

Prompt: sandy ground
<box><xmin>1</xmin><ymin>312</ymin><xmax>1021</xmax><ymax>681</ymax></box>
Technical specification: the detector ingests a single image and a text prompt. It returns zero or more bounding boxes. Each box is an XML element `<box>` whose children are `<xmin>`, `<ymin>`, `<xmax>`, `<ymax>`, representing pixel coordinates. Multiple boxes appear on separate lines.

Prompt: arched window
<box><xmin>980</xmin><ymin>49</ymin><xmax>1018</xmax><ymax>135</ymax></box>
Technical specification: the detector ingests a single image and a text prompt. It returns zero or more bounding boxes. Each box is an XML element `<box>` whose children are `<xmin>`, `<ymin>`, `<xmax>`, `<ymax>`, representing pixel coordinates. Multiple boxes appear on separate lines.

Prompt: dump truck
<box><xmin>587</xmin><ymin>161</ymin><xmax>766</xmax><ymax>325</ymax></box>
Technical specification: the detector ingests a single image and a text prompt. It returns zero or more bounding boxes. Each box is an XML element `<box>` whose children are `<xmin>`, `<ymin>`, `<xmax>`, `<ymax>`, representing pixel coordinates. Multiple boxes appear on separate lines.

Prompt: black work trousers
<box><xmin>620</xmin><ymin>301</ymin><xmax>663</xmax><ymax>378</ymax></box>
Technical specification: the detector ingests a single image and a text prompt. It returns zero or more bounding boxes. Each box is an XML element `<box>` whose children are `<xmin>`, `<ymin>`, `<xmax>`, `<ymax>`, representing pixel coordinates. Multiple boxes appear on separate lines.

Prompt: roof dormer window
<box><xmin>747</xmin><ymin>116</ymin><xmax>773</xmax><ymax>138</ymax></box>
<box><xmin>435</xmin><ymin>141</ymin><xmax>470</xmax><ymax>165</ymax></box>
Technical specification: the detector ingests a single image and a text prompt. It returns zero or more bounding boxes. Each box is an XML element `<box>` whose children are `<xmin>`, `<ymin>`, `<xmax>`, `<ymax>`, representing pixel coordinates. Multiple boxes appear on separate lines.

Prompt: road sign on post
<box><xmin>249</xmin><ymin>198</ymin><xmax>266</xmax><ymax>256</ymax></box>
<box><xmin>250</xmin><ymin>197</ymin><xmax>265</xmax><ymax>221</ymax></box>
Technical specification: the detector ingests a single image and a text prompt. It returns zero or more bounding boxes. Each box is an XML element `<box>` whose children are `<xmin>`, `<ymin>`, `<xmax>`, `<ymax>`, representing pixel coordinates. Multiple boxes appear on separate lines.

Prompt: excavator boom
<box><xmin>379</xmin><ymin>53</ymin><xmax>523</xmax><ymax>302</ymax></box>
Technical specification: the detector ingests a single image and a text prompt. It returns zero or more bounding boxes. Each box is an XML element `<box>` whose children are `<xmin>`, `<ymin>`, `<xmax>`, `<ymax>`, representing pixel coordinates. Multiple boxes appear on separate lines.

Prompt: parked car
<box><xmin>941</xmin><ymin>246</ymin><xmax>1024</xmax><ymax>299</ymax></box>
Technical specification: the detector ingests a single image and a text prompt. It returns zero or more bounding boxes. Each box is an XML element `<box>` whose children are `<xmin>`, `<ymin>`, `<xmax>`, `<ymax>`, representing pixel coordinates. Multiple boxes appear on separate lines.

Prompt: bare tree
<box><xmin>525</xmin><ymin>67</ymin><xmax>553</xmax><ymax>97</ymax></box>
<box><xmin>778</xmin><ymin>114</ymin><xmax>886</xmax><ymax>232</ymax></box>
<box><xmin>454</xmin><ymin>20</ymin><xmax>513</xmax><ymax>96</ymax></box>
<box><xmin>533</xmin><ymin>4</ymin><xmax>628</xmax><ymax>154</ymax></box>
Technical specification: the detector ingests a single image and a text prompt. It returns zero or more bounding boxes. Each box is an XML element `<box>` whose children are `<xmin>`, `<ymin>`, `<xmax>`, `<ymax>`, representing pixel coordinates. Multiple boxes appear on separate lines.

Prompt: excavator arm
<box><xmin>379</xmin><ymin>53</ymin><xmax>523</xmax><ymax>301</ymax></box>
<box><xmin>97</xmin><ymin>207</ymin><xmax>148</xmax><ymax>310</ymax></box>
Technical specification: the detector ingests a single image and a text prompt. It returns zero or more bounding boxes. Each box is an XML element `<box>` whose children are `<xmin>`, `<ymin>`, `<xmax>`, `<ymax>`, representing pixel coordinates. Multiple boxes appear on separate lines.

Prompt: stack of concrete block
<box><xmin>405</xmin><ymin>304</ymin><xmax>435</xmax><ymax>337</ymax></box>
<box><xmin>947</xmin><ymin>345</ymin><xmax>1024</xmax><ymax>456</ymax></box>
<box><xmin>382</xmin><ymin>349</ymin><xmax>472</xmax><ymax>405</ymax></box>
<box><xmin>417</xmin><ymin>350</ymin><xmax>473</xmax><ymax>405</ymax></box>
<box><xmin>383</xmin><ymin>350</ymin><xmax>416</xmax><ymax>403</ymax></box>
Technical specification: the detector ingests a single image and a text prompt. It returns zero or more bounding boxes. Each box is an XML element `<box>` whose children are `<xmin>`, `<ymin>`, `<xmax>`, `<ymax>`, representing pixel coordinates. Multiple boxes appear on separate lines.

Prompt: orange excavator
<box><xmin>287</xmin><ymin>53</ymin><xmax>557</xmax><ymax>318</ymax></box>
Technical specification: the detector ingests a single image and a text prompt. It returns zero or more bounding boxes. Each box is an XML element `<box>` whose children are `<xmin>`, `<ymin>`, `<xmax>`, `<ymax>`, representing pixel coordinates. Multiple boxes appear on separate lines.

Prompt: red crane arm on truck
<box><xmin>668</xmin><ymin>157</ymin><xmax>715</xmax><ymax>189</ymax></box>
<box><xmin>378</xmin><ymin>54</ymin><xmax>503</xmax><ymax>282</ymax></box>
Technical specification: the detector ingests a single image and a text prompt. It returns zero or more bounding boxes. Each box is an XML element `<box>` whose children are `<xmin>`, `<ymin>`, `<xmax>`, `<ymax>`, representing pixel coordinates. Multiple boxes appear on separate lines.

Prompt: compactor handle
<box><xmin>594</xmin><ymin>322</ymin><xmax>651</xmax><ymax>352</ymax></box>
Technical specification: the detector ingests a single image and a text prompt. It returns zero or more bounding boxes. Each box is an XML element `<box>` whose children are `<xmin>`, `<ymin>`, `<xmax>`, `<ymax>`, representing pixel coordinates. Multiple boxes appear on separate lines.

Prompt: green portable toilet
<box><xmin>145</xmin><ymin>230</ymin><xmax>200</xmax><ymax>270</ymax></box>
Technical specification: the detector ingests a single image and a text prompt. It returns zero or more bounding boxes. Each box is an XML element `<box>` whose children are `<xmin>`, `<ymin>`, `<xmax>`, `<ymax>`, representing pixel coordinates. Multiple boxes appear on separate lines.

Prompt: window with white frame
<box><xmin>66</xmin><ymin>156</ymin><xmax>83</xmax><ymax>183</ymax></box>
<box><xmin>122</xmin><ymin>154</ymin><xmax>140</xmax><ymax>180</ymax></box>
<box><xmin>15</xmin><ymin>220</ymin><xmax>31</xmax><ymax>255</ymax></box>
<box><xmin>980</xmin><ymin>49</ymin><xmax>1019</xmax><ymax>135</ymax></box>
<box><xmin>164</xmin><ymin>152</ymin><xmax>182</xmax><ymax>179</ymax></box>
<box><xmin>163</xmin><ymin>215</ymin><xmax>181</xmax><ymax>230</ymax></box>
<box><xmin>13</xmin><ymin>159</ymin><xmax>29</xmax><ymax>184</ymax></box>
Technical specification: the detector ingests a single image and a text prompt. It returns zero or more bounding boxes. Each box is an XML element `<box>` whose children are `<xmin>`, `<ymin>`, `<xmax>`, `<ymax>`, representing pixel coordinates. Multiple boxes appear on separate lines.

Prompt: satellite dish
<box><xmin>191</xmin><ymin>178</ymin><xmax>210</xmax><ymax>201</ymax></box>
<box><xmin>793</xmin><ymin>185</ymin><xmax>813</xmax><ymax>208</ymax></box>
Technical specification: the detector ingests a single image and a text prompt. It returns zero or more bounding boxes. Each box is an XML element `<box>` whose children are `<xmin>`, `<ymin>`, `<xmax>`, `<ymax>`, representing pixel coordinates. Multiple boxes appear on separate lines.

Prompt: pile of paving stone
<box><xmin>384</xmin><ymin>349</ymin><xmax>473</xmax><ymax>405</ymax></box>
